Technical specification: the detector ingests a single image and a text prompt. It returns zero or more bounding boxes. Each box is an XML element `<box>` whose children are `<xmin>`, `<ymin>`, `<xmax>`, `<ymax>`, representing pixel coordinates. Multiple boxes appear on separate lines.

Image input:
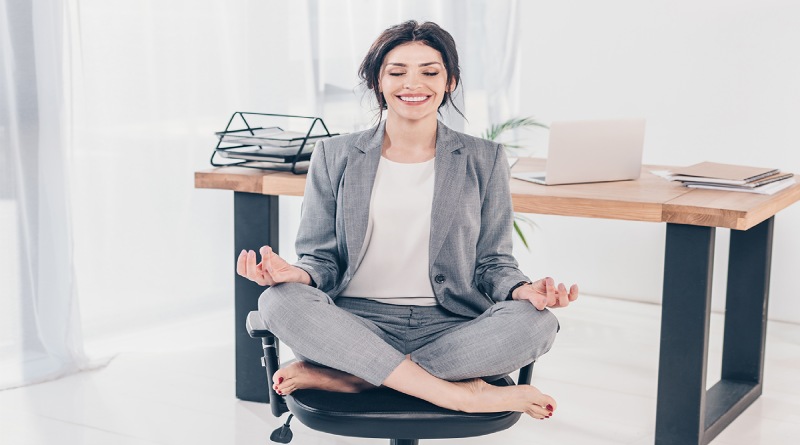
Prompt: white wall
<box><xmin>513</xmin><ymin>1</ymin><xmax>800</xmax><ymax>323</ymax></box>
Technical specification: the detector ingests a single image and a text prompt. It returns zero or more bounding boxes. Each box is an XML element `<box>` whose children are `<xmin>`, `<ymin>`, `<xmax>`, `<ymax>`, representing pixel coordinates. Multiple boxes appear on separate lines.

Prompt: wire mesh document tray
<box><xmin>211</xmin><ymin>112</ymin><xmax>339</xmax><ymax>174</ymax></box>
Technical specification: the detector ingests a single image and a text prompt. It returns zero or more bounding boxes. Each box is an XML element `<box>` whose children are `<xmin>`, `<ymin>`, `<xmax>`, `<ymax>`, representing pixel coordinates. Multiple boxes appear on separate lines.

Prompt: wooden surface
<box><xmin>194</xmin><ymin>159</ymin><xmax>800</xmax><ymax>230</ymax></box>
<box><xmin>194</xmin><ymin>166</ymin><xmax>306</xmax><ymax>197</ymax></box>
<box><xmin>508</xmin><ymin>158</ymin><xmax>690</xmax><ymax>222</ymax></box>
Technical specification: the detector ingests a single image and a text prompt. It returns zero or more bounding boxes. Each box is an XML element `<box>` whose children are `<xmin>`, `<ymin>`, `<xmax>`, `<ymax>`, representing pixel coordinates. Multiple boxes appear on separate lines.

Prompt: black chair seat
<box><xmin>286</xmin><ymin>376</ymin><xmax>522</xmax><ymax>440</ymax></box>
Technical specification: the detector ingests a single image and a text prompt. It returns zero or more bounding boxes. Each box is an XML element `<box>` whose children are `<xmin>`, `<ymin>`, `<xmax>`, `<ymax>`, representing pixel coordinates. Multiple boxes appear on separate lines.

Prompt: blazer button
<box><xmin>434</xmin><ymin>274</ymin><xmax>446</xmax><ymax>284</ymax></box>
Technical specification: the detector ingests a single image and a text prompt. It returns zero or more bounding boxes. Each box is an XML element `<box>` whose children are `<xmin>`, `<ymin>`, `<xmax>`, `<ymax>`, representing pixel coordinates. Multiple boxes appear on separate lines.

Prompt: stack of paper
<box><xmin>667</xmin><ymin>162</ymin><xmax>795</xmax><ymax>195</ymax></box>
<box><xmin>215</xmin><ymin>126</ymin><xmax>329</xmax><ymax>163</ymax></box>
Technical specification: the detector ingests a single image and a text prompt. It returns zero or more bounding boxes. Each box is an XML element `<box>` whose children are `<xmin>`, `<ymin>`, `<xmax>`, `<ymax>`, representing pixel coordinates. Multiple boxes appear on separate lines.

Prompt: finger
<box><xmin>246</xmin><ymin>250</ymin><xmax>267</xmax><ymax>285</ymax></box>
<box><xmin>260</xmin><ymin>245</ymin><xmax>273</xmax><ymax>273</ymax></box>
<box><xmin>557</xmin><ymin>283</ymin><xmax>569</xmax><ymax>307</ymax></box>
<box><xmin>532</xmin><ymin>278</ymin><xmax>546</xmax><ymax>294</ymax></box>
<box><xmin>546</xmin><ymin>277</ymin><xmax>557</xmax><ymax>306</ymax></box>
<box><xmin>245</xmin><ymin>250</ymin><xmax>258</xmax><ymax>278</ymax></box>
<box><xmin>236</xmin><ymin>250</ymin><xmax>247</xmax><ymax>276</ymax></box>
<box><xmin>569</xmin><ymin>284</ymin><xmax>579</xmax><ymax>302</ymax></box>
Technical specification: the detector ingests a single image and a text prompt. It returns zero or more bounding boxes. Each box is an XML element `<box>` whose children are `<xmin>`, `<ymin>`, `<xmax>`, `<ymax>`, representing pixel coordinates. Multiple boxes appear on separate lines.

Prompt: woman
<box><xmin>236</xmin><ymin>20</ymin><xmax>578</xmax><ymax>419</ymax></box>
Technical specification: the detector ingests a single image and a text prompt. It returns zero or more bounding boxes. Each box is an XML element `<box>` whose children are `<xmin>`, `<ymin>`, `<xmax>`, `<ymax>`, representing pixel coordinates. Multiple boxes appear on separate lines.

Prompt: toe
<box><xmin>272</xmin><ymin>369</ymin><xmax>287</xmax><ymax>385</ymax></box>
<box><xmin>529</xmin><ymin>404</ymin><xmax>552</xmax><ymax>418</ymax></box>
<box><xmin>541</xmin><ymin>395</ymin><xmax>557</xmax><ymax>413</ymax></box>
<box><xmin>525</xmin><ymin>406</ymin><xmax>547</xmax><ymax>419</ymax></box>
<box><xmin>275</xmin><ymin>378</ymin><xmax>292</xmax><ymax>394</ymax></box>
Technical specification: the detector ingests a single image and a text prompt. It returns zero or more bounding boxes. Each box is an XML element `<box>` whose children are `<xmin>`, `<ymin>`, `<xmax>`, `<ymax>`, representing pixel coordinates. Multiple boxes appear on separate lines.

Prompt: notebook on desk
<box><xmin>512</xmin><ymin>119</ymin><xmax>646</xmax><ymax>185</ymax></box>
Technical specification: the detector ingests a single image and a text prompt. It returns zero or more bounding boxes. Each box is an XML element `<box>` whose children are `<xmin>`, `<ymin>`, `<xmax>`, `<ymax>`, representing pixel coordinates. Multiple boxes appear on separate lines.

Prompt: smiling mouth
<box><xmin>397</xmin><ymin>95</ymin><xmax>431</xmax><ymax>103</ymax></box>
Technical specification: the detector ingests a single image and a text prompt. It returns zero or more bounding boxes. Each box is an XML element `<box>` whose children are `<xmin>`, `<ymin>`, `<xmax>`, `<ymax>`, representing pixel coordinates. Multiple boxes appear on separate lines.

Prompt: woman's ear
<box><xmin>447</xmin><ymin>76</ymin><xmax>457</xmax><ymax>93</ymax></box>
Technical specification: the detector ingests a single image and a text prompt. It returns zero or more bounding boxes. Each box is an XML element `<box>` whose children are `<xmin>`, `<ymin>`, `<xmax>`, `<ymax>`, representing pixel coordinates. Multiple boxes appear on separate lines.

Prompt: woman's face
<box><xmin>379</xmin><ymin>42</ymin><xmax>452</xmax><ymax>124</ymax></box>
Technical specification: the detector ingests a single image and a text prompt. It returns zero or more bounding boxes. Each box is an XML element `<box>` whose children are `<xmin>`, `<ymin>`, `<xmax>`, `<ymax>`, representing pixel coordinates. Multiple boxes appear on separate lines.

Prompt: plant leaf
<box><xmin>513</xmin><ymin>220</ymin><xmax>530</xmax><ymax>251</ymax></box>
<box><xmin>482</xmin><ymin>117</ymin><xmax>548</xmax><ymax>142</ymax></box>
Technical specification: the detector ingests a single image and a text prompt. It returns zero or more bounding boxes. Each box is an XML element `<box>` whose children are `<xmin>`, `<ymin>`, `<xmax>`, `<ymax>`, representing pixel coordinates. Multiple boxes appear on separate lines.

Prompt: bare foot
<box><xmin>272</xmin><ymin>361</ymin><xmax>376</xmax><ymax>396</ymax></box>
<box><xmin>453</xmin><ymin>379</ymin><xmax>556</xmax><ymax>419</ymax></box>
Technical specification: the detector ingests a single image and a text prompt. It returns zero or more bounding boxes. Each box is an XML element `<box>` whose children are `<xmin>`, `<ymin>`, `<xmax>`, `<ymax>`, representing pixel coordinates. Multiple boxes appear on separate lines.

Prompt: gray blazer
<box><xmin>294</xmin><ymin>120</ymin><xmax>531</xmax><ymax>318</ymax></box>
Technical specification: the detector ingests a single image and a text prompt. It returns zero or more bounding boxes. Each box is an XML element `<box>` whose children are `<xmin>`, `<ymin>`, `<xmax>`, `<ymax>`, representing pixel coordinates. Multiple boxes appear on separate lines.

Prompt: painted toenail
<box><xmin>546</xmin><ymin>404</ymin><xmax>553</xmax><ymax>411</ymax></box>
<box><xmin>278</xmin><ymin>377</ymin><xmax>284</xmax><ymax>384</ymax></box>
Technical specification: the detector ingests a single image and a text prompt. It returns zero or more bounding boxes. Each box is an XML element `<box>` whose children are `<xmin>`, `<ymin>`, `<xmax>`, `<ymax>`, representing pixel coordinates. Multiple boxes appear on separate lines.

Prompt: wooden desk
<box><xmin>195</xmin><ymin>159</ymin><xmax>800</xmax><ymax>445</ymax></box>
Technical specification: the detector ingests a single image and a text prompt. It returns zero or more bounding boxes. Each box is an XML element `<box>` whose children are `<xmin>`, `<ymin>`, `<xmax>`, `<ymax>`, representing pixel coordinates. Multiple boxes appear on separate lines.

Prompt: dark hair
<box><xmin>358</xmin><ymin>20</ymin><xmax>463</xmax><ymax>118</ymax></box>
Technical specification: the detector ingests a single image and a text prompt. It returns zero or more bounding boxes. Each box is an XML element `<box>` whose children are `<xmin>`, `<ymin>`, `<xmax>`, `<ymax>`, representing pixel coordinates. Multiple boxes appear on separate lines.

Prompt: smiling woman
<box><xmin>236</xmin><ymin>19</ymin><xmax>579</xmax><ymax>421</ymax></box>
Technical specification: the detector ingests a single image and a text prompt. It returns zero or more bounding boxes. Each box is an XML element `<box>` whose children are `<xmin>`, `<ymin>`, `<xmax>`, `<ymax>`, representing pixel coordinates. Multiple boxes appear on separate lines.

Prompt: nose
<box><xmin>403</xmin><ymin>72</ymin><xmax>421</xmax><ymax>89</ymax></box>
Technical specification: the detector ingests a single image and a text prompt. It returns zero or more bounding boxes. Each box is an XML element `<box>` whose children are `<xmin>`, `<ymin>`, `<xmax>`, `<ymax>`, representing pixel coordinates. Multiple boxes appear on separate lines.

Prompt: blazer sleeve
<box><xmin>293</xmin><ymin>140</ymin><xmax>344</xmax><ymax>293</ymax></box>
<box><xmin>474</xmin><ymin>144</ymin><xmax>531</xmax><ymax>302</ymax></box>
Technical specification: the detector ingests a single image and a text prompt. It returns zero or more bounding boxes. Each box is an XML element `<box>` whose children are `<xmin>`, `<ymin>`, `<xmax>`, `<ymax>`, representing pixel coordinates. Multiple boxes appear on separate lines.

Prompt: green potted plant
<box><xmin>481</xmin><ymin>117</ymin><xmax>548</xmax><ymax>250</ymax></box>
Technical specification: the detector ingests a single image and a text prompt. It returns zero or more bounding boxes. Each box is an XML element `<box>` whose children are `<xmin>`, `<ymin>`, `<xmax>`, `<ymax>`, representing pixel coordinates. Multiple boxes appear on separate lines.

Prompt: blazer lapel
<box><xmin>342</xmin><ymin>122</ymin><xmax>384</xmax><ymax>270</ymax></box>
<box><xmin>429</xmin><ymin>122</ymin><xmax>466</xmax><ymax>264</ymax></box>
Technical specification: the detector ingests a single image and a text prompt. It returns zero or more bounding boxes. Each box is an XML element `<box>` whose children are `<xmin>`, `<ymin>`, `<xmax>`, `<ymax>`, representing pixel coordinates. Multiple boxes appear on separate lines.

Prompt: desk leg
<box><xmin>234</xmin><ymin>192</ymin><xmax>279</xmax><ymax>403</ymax></box>
<box><xmin>656</xmin><ymin>223</ymin><xmax>715</xmax><ymax>445</ymax></box>
<box><xmin>704</xmin><ymin>217</ymin><xmax>773</xmax><ymax>438</ymax></box>
<box><xmin>655</xmin><ymin>219</ymin><xmax>774</xmax><ymax>445</ymax></box>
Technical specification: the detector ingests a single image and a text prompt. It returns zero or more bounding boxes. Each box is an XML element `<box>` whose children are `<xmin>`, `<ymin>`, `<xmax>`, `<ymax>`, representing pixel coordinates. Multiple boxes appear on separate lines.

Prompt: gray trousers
<box><xmin>258</xmin><ymin>282</ymin><xmax>559</xmax><ymax>386</ymax></box>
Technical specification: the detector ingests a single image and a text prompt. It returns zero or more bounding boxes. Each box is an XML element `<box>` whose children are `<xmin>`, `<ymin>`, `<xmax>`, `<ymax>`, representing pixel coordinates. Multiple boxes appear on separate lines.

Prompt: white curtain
<box><xmin>0</xmin><ymin>0</ymin><xmax>87</xmax><ymax>389</ymax></box>
<box><xmin>298</xmin><ymin>0</ymin><xmax>522</xmax><ymax>135</ymax></box>
<box><xmin>0</xmin><ymin>0</ymin><xmax>520</xmax><ymax>389</ymax></box>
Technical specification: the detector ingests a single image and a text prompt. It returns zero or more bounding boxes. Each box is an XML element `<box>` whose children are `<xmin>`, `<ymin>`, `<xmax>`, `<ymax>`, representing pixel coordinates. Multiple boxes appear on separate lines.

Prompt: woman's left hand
<box><xmin>512</xmin><ymin>277</ymin><xmax>579</xmax><ymax>311</ymax></box>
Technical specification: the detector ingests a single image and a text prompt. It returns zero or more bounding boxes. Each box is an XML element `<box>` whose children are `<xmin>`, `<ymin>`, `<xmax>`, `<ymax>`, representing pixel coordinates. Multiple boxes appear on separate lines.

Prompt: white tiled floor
<box><xmin>1</xmin><ymin>295</ymin><xmax>798</xmax><ymax>445</ymax></box>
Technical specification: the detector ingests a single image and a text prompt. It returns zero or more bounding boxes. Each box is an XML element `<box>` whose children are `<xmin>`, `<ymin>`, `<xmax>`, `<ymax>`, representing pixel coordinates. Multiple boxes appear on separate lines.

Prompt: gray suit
<box><xmin>259</xmin><ymin>121</ymin><xmax>559</xmax><ymax>386</ymax></box>
<box><xmin>294</xmin><ymin>120</ymin><xmax>531</xmax><ymax>318</ymax></box>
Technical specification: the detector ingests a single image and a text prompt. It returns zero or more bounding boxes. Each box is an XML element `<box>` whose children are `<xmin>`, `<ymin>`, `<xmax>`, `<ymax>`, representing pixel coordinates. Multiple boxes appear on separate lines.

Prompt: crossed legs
<box><xmin>259</xmin><ymin>283</ymin><xmax>559</xmax><ymax>418</ymax></box>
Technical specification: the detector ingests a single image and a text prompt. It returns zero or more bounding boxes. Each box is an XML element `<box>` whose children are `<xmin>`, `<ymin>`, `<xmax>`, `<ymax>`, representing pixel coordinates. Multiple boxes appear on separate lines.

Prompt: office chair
<box><xmin>247</xmin><ymin>311</ymin><xmax>536</xmax><ymax>445</ymax></box>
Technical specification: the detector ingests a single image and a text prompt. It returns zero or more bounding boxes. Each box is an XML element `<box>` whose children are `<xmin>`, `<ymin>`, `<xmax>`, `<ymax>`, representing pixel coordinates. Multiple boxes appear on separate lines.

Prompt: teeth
<box><xmin>399</xmin><ymin>96</ymin><xmax>428</xmax><ymax>102</ymax></box>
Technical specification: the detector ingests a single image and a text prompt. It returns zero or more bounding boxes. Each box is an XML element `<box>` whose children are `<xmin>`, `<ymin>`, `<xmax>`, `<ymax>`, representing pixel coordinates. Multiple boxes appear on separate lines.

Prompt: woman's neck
<box><xmin>382</xmin><ymin>115</ymin><xmax>438</xmax><ymax>163</ymax></box>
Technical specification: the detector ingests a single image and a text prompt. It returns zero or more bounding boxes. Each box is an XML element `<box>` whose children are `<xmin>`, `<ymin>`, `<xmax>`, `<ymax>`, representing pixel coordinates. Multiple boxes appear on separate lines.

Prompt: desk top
<box><xmin>195</xmin><ymin>158</ymin><xmax>800</xmax><ymax>230</ymax></box>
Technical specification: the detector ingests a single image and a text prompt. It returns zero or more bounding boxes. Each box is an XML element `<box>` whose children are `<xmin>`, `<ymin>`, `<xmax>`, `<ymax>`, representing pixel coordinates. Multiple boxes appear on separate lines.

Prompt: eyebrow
<box><xmin>385</xmin><ymin>62</ymin><xmax>443</xmax><ymax>68</ymax></box>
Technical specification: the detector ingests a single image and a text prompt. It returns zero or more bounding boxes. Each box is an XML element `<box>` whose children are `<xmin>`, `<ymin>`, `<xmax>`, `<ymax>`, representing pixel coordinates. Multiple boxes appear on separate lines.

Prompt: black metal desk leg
<box><xmin>656</xmin><ymin>223</ymin><xmax>715</xmax><ymax>445</ymax></box>
<box><xmin>234</xmin><ymin>192</ymin><xmax>279</xmax><ymax>402</ymax></box>
<box><xmin>722</xmin><ymin>217</ymin><xmax>773</xmax><ymax>383</ymax></box>
<box><xmin>697</xmin><ymin>217</ymin><xmax>774</xmax><ymax>439</ymax></box>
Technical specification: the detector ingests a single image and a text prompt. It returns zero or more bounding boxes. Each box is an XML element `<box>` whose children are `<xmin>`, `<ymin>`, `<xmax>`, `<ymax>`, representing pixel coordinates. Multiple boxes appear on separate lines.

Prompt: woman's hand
<box><xmin>512</xmin><ymin>277</ymin><xmax>579</xmax><ymax>311</ymax></box>
<box><xmin>236</xmin><ymin>246</ymin><xmax>312</xmax><ymax>286</ymax></box>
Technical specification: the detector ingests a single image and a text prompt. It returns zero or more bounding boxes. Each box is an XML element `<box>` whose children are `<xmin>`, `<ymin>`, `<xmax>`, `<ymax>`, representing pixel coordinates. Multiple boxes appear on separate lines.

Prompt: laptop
<box><xmin>512</xmin><ymin>119</ymin><xmax>646</xmax><ymax>185</ymax></box>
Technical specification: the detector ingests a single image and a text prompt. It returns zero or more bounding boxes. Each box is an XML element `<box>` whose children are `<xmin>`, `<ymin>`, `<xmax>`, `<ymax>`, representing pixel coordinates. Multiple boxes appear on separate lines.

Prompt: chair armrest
<box><xmin>247</xmin><ymin>311</ymin><xmax>274</xmax><ymax>338</ymax></box>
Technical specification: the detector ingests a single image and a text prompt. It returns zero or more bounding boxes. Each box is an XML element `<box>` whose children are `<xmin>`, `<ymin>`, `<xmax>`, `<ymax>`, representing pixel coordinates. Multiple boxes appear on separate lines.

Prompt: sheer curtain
<box><xmin>301</xmin><ymin>0</ymin><xmax>522</xmax><ymax>135</ymax></box>
<box><xmin>1</xmin><ymin>0</ymin><xmax>520</xmax><ymax>389</ymax></box>
<box><xmin>0</xmin><ymin>0</ymin><xmax>87</xmax><ymax>389</ymax></box>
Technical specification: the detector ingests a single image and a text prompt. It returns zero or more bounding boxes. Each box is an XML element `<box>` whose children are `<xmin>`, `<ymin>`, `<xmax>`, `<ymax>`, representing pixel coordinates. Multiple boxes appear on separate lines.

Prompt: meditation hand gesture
<box><xmin>236</xmin><ymin>246</ymin><xmax>311</xmax><ymax>286</ymax></box>
<box><xmin>512</xmin><ymin>277</ymin><xmax>579</xmax><ymax>311</ymax></box>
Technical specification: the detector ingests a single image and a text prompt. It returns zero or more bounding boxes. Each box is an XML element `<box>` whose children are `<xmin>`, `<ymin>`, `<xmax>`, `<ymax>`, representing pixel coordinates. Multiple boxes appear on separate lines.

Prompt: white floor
<box><xmin>1</xmin><ymin>295</ymin><xmax>799</xmax><ymax>445</ymax></box>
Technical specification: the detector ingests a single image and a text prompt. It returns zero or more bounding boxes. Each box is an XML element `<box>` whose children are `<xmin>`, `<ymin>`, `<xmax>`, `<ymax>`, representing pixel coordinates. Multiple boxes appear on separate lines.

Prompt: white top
<box><xmin>341</xmin><ymin>156</ymin><xmax>437</xmax><ymax>306</ymax></box>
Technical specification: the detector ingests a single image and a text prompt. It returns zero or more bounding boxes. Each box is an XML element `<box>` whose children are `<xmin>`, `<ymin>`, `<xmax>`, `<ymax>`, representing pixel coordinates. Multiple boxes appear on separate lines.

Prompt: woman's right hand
<box><xmin>236</xmin><ymin>246</ymin><xmax>312</xmax><ymax>286</ymax></box>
